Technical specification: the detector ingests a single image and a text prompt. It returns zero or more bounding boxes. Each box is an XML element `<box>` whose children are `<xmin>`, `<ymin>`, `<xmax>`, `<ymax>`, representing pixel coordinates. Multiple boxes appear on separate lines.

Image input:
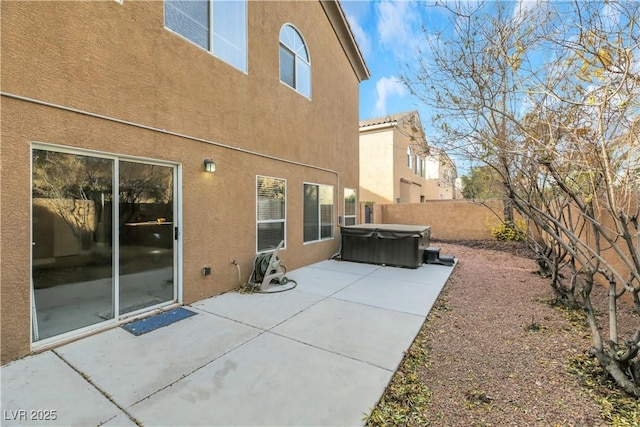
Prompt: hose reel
<box><xmin>247</xmin><ymin>240</ymin><xmax>297</xmax><ymax>293</ymax></box>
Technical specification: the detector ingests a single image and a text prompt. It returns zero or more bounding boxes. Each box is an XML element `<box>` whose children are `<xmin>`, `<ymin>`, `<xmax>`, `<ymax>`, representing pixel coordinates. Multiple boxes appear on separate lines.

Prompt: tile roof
<box><xmin>359</xmin><ymin>110</ymin><xmax>419</xmax><ymax>128</ymax></box>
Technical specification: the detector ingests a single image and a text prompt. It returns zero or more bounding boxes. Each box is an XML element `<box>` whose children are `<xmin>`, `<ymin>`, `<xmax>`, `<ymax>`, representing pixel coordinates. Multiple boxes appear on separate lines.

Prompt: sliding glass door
<box><xmin>31</xmin><ymin>146</ymin><xmax>178</xmax><ymax>343</ymax></box>
<box><xmin>118</xmin><ymin>161</ymin><xmax>175</xmax><ymax>315</ymax></box>
<box><xmin>32</xmin><ymin>149</ymin><xmax>115</xmax><ymax>340</ymax></box>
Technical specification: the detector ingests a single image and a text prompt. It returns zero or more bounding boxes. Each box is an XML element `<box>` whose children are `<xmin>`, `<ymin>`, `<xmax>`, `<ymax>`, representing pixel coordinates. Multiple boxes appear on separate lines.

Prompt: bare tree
<box><xmin>405</xmin><ymin>0</ymin><xmax>640</xmax><ymax>396</ymax></box>
<box><xmin>32</xmin><ymin>150</ymin><xmax>112</xmax><ymax>250</ymax></box>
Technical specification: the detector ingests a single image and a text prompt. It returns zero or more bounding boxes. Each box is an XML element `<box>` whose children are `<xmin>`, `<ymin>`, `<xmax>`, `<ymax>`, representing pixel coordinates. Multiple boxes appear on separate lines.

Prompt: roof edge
<box><xmin>320</xmin><ymin>1</ymin><xmax>370</xmax><ymax>82</ymax></box>
<box><xmin>359</xmin><ymin>110</ymin><xmax>420</xmax><ymax>129</ymax></box>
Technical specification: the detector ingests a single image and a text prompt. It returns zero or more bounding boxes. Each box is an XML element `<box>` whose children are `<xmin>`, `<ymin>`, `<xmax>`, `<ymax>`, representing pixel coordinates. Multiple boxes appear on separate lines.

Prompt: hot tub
<box><xmin>340</xmin><ymin>224</ymin><xmax>430</xmax><ymax>268</ymax></box>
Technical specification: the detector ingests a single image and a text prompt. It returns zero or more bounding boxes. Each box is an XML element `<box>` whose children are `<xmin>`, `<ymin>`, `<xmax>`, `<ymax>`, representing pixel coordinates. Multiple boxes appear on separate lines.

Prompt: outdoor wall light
<box><xmin>204</xmin><ymin>159</ymin><xmax>216</xmax><ymax>173</ymax></box>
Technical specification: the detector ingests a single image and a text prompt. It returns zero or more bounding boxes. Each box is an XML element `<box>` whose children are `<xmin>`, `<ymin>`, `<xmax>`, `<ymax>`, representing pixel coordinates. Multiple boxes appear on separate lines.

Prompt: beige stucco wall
<box><xmin>359</xmin><ymin>129</ymin><xmax>394</xmax><ymax>203</ymax></box>
<box><xmin>1</xmin><ymin>1</ymin><xmax>362</xmax><ymax>363</ymax></box>
<box><xmin>374</xmin><ymin>199</ymin><xmax>508</xmax><ymax>240</ymax></box>
<box><xmin>359</xmin><ymin>120</ymin><xmax>458</xmax><ymax>204</ymax></box>
<box><xmin>393</xmin><ymin>128</ymin><xmax>423</xmax><ymax>203</ymax></box>
<box><xmin>360</xmin><ymin>125</ymin><xmax>425</xmax><ymax>204</ymax></box>
<box><xmin>422</xmin><ymin>153</ymin><xmax>459</xmax><ymax>200</ymax></box>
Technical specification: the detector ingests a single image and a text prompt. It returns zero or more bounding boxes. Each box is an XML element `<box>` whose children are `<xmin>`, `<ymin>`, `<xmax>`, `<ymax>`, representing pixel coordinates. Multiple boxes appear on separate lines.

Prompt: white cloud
<box><xmin>375</xmin><ymin>76</ymin><xmax>407</xmax><ymax>115</ymax></box>
<box><xmin>375</xmin><ymin>0</ymin><xmax>421</xmax><ymax>58</ymax></box>
<box><xmin>511</xmin><ymin>0</ymin><xmax>549</xmax><ymax>26</ymax></box>
<box><xmin>600</xmin><ymin>2</ymin><xmax>620</xmax><ymax>31</ymax></box>
<box><xmin>345</xmin><ymin>13</ymin><xmax>371</xmax><ymax>60</ymax></box>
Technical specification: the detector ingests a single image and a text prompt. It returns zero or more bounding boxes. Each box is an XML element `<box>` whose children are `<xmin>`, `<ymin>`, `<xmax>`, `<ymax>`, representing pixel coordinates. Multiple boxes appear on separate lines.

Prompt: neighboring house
<box><xmin>0</xmin><ymin>0</ymin><xmax>368</xmax><ymax>364</ymax></box>
<box><xmin>359</xmin><ymin>111</ymin><xmax>458</xmax><ymax>205</ymax></box>
<box><xmin>423</xmin><ymin>148</ymin><xmax>461</xmax><ymax>200</ymax></box>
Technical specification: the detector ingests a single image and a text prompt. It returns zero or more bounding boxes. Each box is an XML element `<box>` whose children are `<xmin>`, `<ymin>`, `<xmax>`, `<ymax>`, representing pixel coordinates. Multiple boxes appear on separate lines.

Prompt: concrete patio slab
<box><xmin>55</xmin><ymin>311</ymin><xmax>260</xmax><ymax>407</ymax></box>
<box><xmin>127</xmin><ymin>332</ymin><xmax>393</xmax><ymax>427</ymax></box>
<box><xmin>309</xmin><ymin>259</ymin><xmax>381</xmax><ymax>275</ymax></box>
<box><xmin>0</xmin><ymin>351</ymin><xmax>128</xmax><ymax>427</ymax></box>
<box><xmin>272</xmin><ymin>298</ymin><xmax>425</xmax><ymax>370</ymax></box>
<box><xmin>368</xmin><ymin>262</ymin><xmax>455</xmax><ymax>284</ymax></box>
<box><xmin>192</xmin><ymin>289</ymin><xmax>323</xmax><ymax>330</ymax></box>
<box><xmin>101</xmin><ymin>413</ymin><xmax>139</xmax><ymax>427</ymax></box>
<box><xmin>285</xmin><ymin>266</ymin><xmax>363</xmax><ymax>296</ymax></box>
<box><xmin>2</xmin><ymin>258</ymin><xmax>455</xmax><ymax>426</ymax></box>
<box><xmin>331</xmin><ymin>271</ymin><xmax>444</xmax><ymax>316</ymax></box>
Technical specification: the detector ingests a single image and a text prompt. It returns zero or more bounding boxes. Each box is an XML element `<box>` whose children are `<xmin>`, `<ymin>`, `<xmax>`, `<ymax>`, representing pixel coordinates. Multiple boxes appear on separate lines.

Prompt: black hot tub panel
<box><xmin>340</xmin><ymin>224</ymin><xmax>430</xmax><ymax>269</ymax></box>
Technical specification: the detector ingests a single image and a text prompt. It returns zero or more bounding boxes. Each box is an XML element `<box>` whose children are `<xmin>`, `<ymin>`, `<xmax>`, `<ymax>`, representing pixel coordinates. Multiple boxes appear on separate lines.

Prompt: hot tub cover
<box><xmin>340</xmin><ymin>224</ymin><xmax>430</xmax><ymax>268</ymax></box>
<box><xmin>341</xmin><ymin>224</ymin><xmax>430</xmax><ymax>238</ymax></box>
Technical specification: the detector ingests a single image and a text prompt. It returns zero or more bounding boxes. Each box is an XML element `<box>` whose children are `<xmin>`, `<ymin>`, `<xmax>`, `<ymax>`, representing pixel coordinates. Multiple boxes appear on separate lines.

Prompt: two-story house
<box><xmin>0</xmin><ymin>0</ymin><xmax>369</xmax><ymax>364</ymax></box>
<box><xmin>359</xmin><ymin>110</ymin><xmax>458</xmax><ymax>205</ymax></box>
<box><xmin>422</xmin><ymin>148</ymin><xmax>460</xmax><ymax>200</ymax></box>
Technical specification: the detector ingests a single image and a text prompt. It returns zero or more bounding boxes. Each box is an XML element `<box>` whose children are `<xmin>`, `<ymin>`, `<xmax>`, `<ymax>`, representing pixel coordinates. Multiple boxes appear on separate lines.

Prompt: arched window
<box><xmin>279</xmin><ymin>24</ymin><xmax>311</xmax><ymax>98</ymax></box>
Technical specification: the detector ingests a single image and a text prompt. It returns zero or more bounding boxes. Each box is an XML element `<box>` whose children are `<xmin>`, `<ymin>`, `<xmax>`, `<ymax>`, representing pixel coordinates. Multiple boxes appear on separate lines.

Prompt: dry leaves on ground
<box><xmin>368</xmin><ymin>241</ymin><xmax>640</xmax><ymax>426</ymax></box>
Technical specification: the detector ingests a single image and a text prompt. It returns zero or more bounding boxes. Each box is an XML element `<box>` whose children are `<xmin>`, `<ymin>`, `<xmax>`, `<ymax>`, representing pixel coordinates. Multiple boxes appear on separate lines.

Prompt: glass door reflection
<box><xmin>118</xmin><ymin>161</ymin><xmax>175</xmax><ymax>315</ymax></box>
<box><xmin>31</xmin><ymin>149</ymin><xmax>114</xmax><ymax>340</ymax></box>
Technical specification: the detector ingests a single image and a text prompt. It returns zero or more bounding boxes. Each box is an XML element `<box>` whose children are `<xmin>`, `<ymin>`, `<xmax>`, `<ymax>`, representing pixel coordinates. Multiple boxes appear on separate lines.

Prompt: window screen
<box><xmin>257</xmin><ymin>176</ymin><xmax>286</xmax><ymax>252</ymax></box>
<box><xmin>279</xmin><ymin>24</ymin><xmax>311</xmax><ymax>98</ymax></box>
<box><xmin>344</xmin><ymin>188</ymin><xmax>356</xmax><ymax>226</ymax></box>
<box><xmin>304</xmin><ymin>183</ymin><xmax>333</xmax><ymax>242</ymax></box>
<box><xmin>320</xmin><ymin>186</ymin><xmax>333</xmax><ymax>239</ymax></box>
<box><xmin>303</xmin><ymin>184</ymin><xmax>319</xmax><ymax>243</ymax></box>
<box><xmin>165</xmin><ymin>0</ymin><xmax>247</xmax><ymax>72</ymax></box>
<box><xmin>279</xmin><ymin>46</ymin><xmax>295</xmax><ymax>88</ymax></box>
<box><xmin>213</xmin><ymin>0</ymin><xmax>247</xmax><ymax>71</ymax></box>
<box><xmin>165</xmin><ymin>0</ymin><xmax>210</xmax><ymax>50</ymax></box>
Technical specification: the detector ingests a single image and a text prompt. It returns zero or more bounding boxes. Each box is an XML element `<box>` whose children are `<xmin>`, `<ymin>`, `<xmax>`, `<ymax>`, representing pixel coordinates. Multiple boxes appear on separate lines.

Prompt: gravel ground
<box><xmin>412</xmin><ymin>241</ymin><xmax>608</xmax><ymax>426</ymax></box>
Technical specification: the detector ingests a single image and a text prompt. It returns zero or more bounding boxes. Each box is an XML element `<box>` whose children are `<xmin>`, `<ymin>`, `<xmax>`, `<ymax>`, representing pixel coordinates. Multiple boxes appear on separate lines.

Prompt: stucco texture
<box><xmin>1</xmin><ymin>1</ymin><xmax>362</xmax><ymax>363</ymax></box>
<box><xmin>373</xmin><ymin>199</ymin><xmax>508</xmax><ymax>240</ymax></box>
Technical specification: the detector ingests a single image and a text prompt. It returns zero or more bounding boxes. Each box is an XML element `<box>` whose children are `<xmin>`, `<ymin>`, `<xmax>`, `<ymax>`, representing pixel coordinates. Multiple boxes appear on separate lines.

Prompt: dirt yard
<box><xmin>367</xmin><ymin>240</ymin><xmax>639</xmax><ymax>426</ymax></box>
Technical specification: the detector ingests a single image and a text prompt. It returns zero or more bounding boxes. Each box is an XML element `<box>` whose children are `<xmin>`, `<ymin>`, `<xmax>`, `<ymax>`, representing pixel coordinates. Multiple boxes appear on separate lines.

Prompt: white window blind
<box><xmin>165</xmin><ymin>0</ymin><xmax>247</xmax><ymax>72</ymax></box>
<box><xmin>257</xmin><ymin>176</ymin><xmax>286</xmax><ymax>252</ymax></box>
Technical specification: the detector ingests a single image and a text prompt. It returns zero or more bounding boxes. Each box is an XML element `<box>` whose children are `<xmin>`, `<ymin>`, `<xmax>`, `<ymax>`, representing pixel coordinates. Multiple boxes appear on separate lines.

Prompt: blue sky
<box><xmin>342</xmin><ymin>1</ymin><xmax>633</xmax><ymax>118</ymax></box>
<box><xmin>341</xmin><ymin>0</ymin><xmax>441</xmax><ymax>120</ymax></box>
<box><xmin>340</xmin><ymin>1</ymin><xmax>639</xmax><ymax>177</ymax></box>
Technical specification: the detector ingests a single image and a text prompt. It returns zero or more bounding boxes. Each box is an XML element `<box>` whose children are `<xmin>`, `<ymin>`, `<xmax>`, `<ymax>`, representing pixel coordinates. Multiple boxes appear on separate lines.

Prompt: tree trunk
<box><xmin>503</xmin><ymin>185</ymin><xmax>514</xmax><ymax>223</ymax></box>
<box><xmin>592</xmin><ymin>349</ymin><xmax>640</xmax><ymax>398</ymax></box>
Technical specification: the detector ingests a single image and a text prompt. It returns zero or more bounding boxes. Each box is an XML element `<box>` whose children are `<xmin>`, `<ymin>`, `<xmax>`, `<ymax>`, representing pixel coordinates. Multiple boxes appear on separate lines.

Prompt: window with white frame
<box><xmin>279</xmin><ymin>24</ymin><xmax>311</xmax><ymax>98</ymax></box>
<box><xmin>164</xmin><ymin>0</ymin><xmax>247</xmax><ymax>72</ymax></box>
<box><xmin>303</xmin><ymin>183</ymin><xmax>333</xmax><ymax>242</ymax></box>
<box><xmin>256</xmin><ymin>176</ymin><xmax>286</xmax><ymax>252</ymax></box>
<box><xmin>415</xmin><ymin>156</ymin><xmax>425</xmax><ymax>178</ymax></box>
<box><xmin>407</xmin><ymin>146</ymin><xmax>413</xmax><ymax>169</ymax></box>
<box><xmin>344</xmin><ymin>188</ymin><xmax>357</xmax><ymax>226</ymax></box>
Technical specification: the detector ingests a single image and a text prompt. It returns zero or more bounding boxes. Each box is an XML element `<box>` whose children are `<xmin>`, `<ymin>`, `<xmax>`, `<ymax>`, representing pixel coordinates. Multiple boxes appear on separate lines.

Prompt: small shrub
<box><xmin>490</xmin><ymin>220</ymin><xmax>526</xmax><ymax>241</ymax></box>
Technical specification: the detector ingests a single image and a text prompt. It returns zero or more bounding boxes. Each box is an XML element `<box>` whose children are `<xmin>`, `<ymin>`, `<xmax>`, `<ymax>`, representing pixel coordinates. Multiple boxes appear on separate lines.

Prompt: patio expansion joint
<box><xmin>265</xmin><ymin>294</ymin><xmax>330</xmax><ymax>330</ymax></box>
<box><xmin>190</xmin><ymin>291</ymin><xmax>332</xmax><ymax>332</ymax></box>
<box><xmin>327</xmin><ymin>294</ymin><xmax>432</xmax><ymax>318</ymax></box>
<box><xmin>125</xmin><ymin>330</ymin><xmax>269</xmax><ymax>407</ymax></box>
<box><xmin>52</xmin><ymin>349</ymin><xmax>142</xmax><ymax>427</ymax></box>
<box><xmin>302</xmin><ymin>264</ymin><xmax>383</xmax><ymax>300</ymax></box>
<box><xmin>187</xmin><ymin>305</ymin><xmax>271</xmax><ymax>332</ymax></box>
<box><xmin>331</xmin><ymin>298</ymin><xmax>429</xmax><ymax>321</ymax></box>
<box><xmin>266</xmin><ymin>330</ymin><xmax>395</xmax><ymax>373</ymax></box>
